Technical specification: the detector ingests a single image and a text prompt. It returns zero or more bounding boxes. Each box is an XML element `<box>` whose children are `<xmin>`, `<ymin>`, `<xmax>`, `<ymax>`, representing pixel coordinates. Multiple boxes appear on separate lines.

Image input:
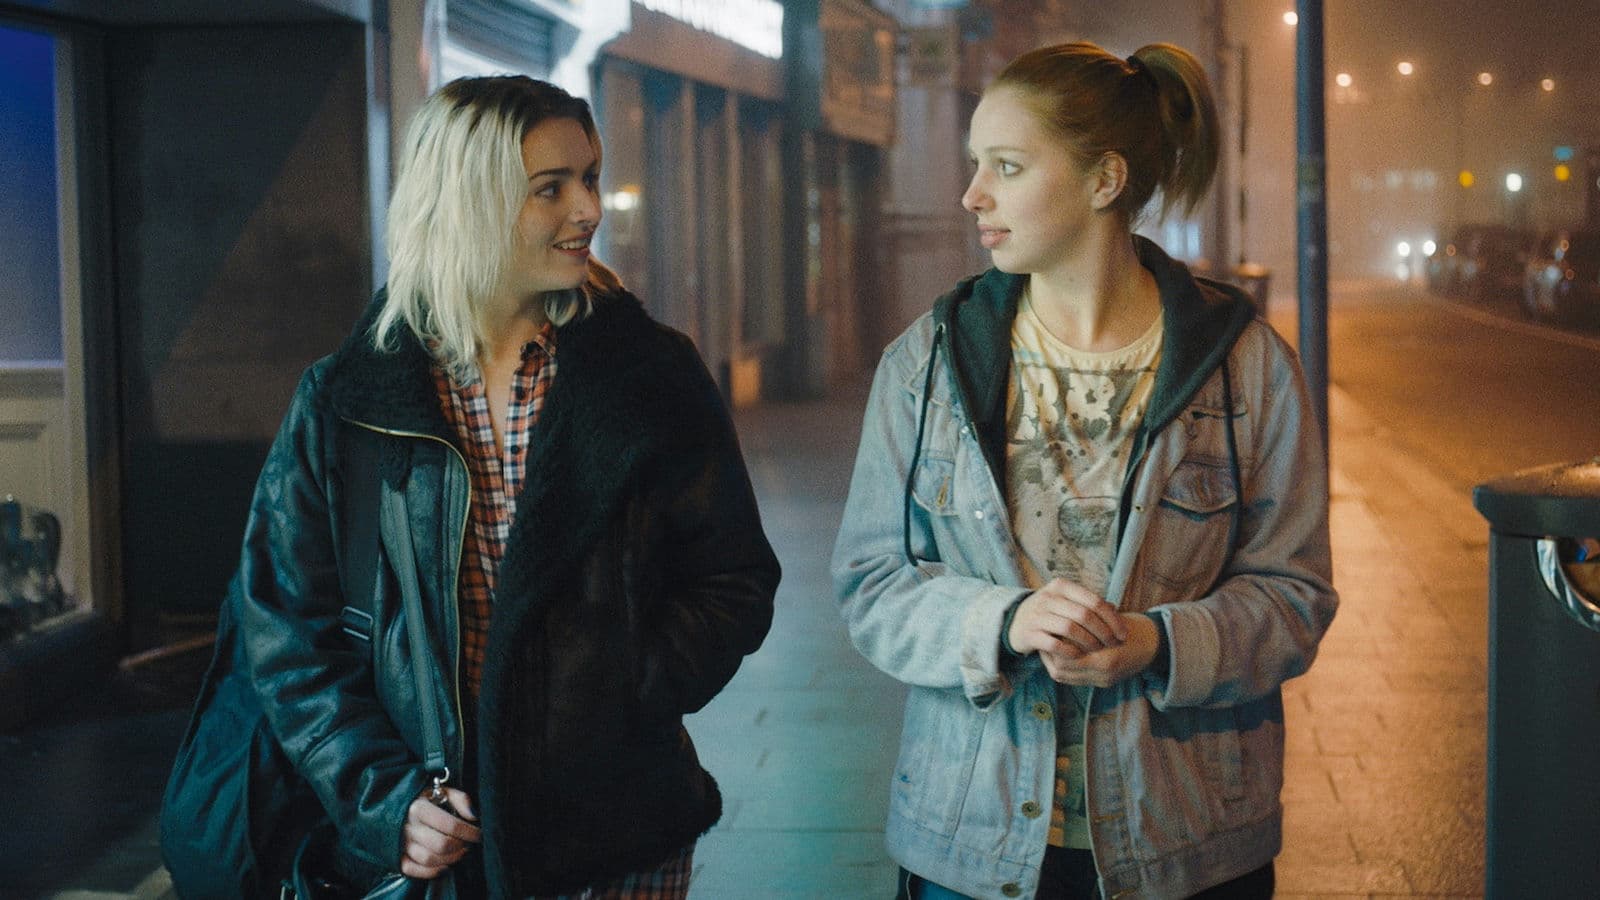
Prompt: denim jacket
<box><xmin>833</xmin><ymin>238</ymin><xmax>1337</xmax><ymax>900</ymax></box>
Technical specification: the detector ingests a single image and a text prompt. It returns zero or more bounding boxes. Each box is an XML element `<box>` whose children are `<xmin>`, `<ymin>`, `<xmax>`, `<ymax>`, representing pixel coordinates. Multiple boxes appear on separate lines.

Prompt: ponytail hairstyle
<box><xmin>990</xmin><ymin>41</ymin><xmax>1220</xmax><ymax>221</ymax></box>
<box><xmin>376</xmin><ymin>75</ymin><xmax>612</xmax><ymax>380</ymax></box>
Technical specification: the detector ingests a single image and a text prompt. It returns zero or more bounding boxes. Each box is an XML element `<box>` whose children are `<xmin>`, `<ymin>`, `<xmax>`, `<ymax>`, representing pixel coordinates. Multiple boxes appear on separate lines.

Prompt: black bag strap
<box><xmin>379</xmin><ymin>484</ymin><xmax>450</xmax><ymax>782</ymax></box>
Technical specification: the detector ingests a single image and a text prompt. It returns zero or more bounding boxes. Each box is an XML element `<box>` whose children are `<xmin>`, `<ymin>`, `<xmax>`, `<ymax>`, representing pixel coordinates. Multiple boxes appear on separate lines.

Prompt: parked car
<box><xmin>1522</xmin><ymin>229</ymin><xmax>1600</xmax><ymax>325</ymax></box>
<box><xmin>1426</xmin><ymin>224</ymin><xmax>1478</xmax><ymax>295</ymax></box>
<box><xmin>1457</xmin><ymin>225</ymin><xmax>1538</xmax><ymax>303</ymax></box>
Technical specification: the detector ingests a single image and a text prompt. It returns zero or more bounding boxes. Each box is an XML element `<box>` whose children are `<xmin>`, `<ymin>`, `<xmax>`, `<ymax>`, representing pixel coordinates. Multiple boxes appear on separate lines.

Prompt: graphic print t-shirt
<box><xmin>1006</xmin><ymin>295</ymin><xmax>1161</xmax><ymax>849</ymax></box>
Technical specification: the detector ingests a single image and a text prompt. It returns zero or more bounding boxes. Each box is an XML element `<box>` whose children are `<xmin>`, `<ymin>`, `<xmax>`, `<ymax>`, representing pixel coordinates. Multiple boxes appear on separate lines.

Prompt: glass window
<box><xmin>0</xmin><ymin>25</ymin><xmax>62</xmax><ymax>364</ymax></box>
<box><xmin>0</xmin><ymin>22</ymin><xmax>85</xmax><ymax>638</ymax></box>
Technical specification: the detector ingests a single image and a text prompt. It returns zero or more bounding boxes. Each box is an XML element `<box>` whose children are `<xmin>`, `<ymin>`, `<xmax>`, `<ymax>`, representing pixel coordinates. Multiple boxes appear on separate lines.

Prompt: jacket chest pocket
<box><xmin>911</xmin><ymin>455</ymin><xmax>960</xmax><ymax>516</ymax></box>
<box><xmin>1146</xmin><ymin>458</ymin><xmax>1238</xmax><ymax>594</ymax></box>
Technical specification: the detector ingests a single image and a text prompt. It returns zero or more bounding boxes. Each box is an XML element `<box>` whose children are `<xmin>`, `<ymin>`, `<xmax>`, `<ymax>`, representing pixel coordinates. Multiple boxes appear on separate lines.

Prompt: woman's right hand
<box><xmin>401</xmin><ymin>786</ymin><xmax>481</xmax><ymax>879</ymax></box>
<box><xmin>1007</xmin><ymin>577</ymin><xmax>1127</xmax><ymax>659</ymax></box>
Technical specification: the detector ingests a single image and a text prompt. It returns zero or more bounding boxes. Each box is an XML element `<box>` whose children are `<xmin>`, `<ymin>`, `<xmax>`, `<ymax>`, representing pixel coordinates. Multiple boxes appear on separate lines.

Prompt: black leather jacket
<box><xmin>235</xmin><ymin>288</ymin><xmax>779</xmax><ymax>896</ymax></box>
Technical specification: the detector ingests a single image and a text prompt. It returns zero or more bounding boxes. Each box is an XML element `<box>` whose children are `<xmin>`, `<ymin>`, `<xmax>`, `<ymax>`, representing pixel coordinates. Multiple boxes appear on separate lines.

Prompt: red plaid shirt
<box><xmin>433</xmin><ymin>325</ymin><xmax>557</xmax><ymax>700</ymax></box>
<box><xmin>434</xmin><ymin>327</ymin><xmax>694</xmax><ymax>898</ymax></box>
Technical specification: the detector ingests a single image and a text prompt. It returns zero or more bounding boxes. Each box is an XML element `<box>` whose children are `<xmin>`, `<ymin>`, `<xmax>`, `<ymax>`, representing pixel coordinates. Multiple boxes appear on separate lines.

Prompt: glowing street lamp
<box><xmin>1397</xmin><ymin>60</ymin><xmax>1415</xmax><ymax>76</ymax></box>
<box><xmin>1542</xmin><ymin>78</ymin><xmax>1556</xmax><ymax>92</ymax></box>
<box><xmin>1505</xmin><ymin>173</ymin><xmax>1524</xmax><ymax>193</ymax></box>
<box><xmin>1283</xmin><ymin>11</ymin><xmax>1298</xmax><ymax>26</ymax></box>
<box><xmin>1477</xmin><ymin>72</ymin><xmax>1493</xmax><ymax>86</ymax></box>
<box><xmin>1335</xmin><ymin>72</ymin><xmax>1353</xmax><ymax>88</ymax></box>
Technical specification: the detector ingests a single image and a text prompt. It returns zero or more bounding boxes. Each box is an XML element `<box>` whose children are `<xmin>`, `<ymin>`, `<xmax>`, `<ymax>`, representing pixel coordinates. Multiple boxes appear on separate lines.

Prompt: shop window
<box><xmin>0</xmin><ymin>23</ymin><xmax>87</xmax><ymax>639</ymax></box>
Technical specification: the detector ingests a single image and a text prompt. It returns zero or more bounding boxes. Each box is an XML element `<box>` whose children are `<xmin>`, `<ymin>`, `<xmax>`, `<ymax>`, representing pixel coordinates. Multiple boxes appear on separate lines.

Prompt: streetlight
<box><xmin>1541</xmin><ymin>77</ymin><xmax>1556</xmax><ymax>92</ymax></box>
<box><xmin>1398</xmin><ymin>60</ymin><xmax>1415</xmax><ymax>76</ymax></box>
<box><xmin>1335</xmin><ymin>72</ymin><xmax>1353</xmax><ymax>88</ymax></box>
<box><xmin>1504</xmin><ymin>173</ymin><xmax>1528</xmax><ymax>228</ymax></box>
<box><xmin>1477</xmin><ymin>72</ymin><xmax>1494</xmax><ymax>86</ymax></box>
<box><xmin>1283</xmin><ymin>11</ymin><xmax>1298</xmax><ymax>26</ymax></box>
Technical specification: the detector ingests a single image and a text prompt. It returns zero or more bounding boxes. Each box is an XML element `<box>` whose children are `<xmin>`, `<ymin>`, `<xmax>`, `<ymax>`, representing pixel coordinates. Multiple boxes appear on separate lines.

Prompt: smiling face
<box><xmin>505</xmin><ymin>116</ymin><xmax>602</xmax><ymax>297</ymax></box>
<box><xmin>962</xmin><ymin>87</ymin><xmax>1105</xmax><ymax>277</ymax></box>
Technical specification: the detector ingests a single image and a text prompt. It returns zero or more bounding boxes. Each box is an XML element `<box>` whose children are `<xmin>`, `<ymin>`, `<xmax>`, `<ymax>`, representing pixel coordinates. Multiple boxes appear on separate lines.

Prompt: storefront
<box><xmin>0</xmin><ymin>21</ymin><xmax>111</xmax><ymax>725</ymax></box>
<box><xmin>592</xmin><ymin>0</ymin><xmax>896</xmax><ymax>403</ymax></box>
<box><xmin>0</xmin><ymin>0</ymin><xmax>375</xmax><ymax>728</ymax></box>
<box><xmin>798</xmin><ymin>0</ymin><xmax>897</xmax><ymax>391</ymax></box>
<box><xmin>593</xmin><ymin>0</ymin><xmax>787</xmax><ymax>405</ymax></box>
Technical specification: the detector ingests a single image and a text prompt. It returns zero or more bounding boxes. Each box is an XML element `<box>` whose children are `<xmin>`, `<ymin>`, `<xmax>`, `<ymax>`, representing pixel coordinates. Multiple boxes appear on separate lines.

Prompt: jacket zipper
<box><xmin>346</xmin><ymin>418</ymin><xmax>470</xmax><ymax>780</ymax></box>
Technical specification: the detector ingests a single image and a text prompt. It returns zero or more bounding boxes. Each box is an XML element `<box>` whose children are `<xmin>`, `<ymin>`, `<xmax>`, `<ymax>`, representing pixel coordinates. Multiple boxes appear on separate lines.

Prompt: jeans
<box><xmin>896</xmin><ymin>849</ymin><xmax>1276</xmax><ymax>900</ymax></box>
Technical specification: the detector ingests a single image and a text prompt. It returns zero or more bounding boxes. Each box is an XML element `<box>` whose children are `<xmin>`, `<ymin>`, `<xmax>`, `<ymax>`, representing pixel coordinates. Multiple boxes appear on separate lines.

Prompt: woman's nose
<box><xmin>961</xmin><ymin>173</ymin><xmax>990</xmax><ymax>214</ymax></box>
<box><xmin>572</xmin><ymin>186</ymin><xmax>601</xmax><ymax>228</ymax></box>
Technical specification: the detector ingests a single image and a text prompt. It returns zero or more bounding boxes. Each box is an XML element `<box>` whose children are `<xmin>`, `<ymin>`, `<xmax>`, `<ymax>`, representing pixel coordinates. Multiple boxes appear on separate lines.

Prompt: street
<box><xmin>1287</xmin><ymin>281</ymin><xmax>1600</xmax><ymax>489</ymax></box>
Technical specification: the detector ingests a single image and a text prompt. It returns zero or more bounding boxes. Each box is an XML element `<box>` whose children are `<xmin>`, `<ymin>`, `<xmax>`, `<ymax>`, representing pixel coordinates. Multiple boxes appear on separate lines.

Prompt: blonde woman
<box><xmin>195</xmin><ymin>76</ymin><xmax>778</xmax><ymax>897</ymax></box>
<box><xmin>834</xmin><ymin>42</ymin><xmax>1336</xmax><ymax>899</ymax></box>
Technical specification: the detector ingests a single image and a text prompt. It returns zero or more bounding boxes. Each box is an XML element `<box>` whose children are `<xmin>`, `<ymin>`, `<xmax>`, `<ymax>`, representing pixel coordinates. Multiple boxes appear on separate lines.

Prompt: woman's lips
<box><xmin>978</xmin><ymin>226</ymin><xmax>1009</xmax><ymax>250</ymax></box>
<box><xmin>554</xmin><ymin>235</ymin><xmax>592</xmax><ymax>259</ymax></box>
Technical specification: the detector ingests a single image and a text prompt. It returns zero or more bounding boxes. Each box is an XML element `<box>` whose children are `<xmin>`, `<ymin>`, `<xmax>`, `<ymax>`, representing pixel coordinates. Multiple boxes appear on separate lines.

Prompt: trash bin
<box><xmin>1472</xmin><ymin>458</ymin><xmax>1600</xmax><ymax>899</ymax></box>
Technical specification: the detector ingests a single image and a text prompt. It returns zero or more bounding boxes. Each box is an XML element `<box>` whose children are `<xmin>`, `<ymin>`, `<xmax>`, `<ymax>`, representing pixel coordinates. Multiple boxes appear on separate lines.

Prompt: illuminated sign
<box><xmin>636</xmin><ymin>0</ymin><xmax>783</xmax><ymax>59</ymax></box>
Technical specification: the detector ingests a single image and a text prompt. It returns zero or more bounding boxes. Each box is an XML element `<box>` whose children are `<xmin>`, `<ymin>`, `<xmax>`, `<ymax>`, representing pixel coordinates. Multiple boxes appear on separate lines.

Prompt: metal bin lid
<box><xmin>1474</xmin><ymin>457</ymin><xmax>1600</xmax><ymax>538</ymax></box>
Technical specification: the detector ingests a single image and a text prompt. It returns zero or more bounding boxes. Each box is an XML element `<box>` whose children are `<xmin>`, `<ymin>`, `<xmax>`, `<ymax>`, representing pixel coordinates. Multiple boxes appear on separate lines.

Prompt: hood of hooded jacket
<box><xmin>931</xmin><ymin>234</ymin><xmax>1258</xmax><ymax>488</ymax></box>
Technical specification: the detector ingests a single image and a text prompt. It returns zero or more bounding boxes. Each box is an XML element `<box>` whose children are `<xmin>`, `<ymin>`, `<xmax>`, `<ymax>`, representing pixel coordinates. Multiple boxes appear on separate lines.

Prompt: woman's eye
<box><xmin>534</xmin><ymin>182</ymin><xmax>560</xmax><ymax>199</ymax></box>
<box><xmin>997</xmin><ymin>161</ymin><xmax>1020</xmax><ymax>176</ymax></box>
<box><xmin>582</xmin><ymin>172</ymin><xmax>600</xmax><ymax>191</ymax></box>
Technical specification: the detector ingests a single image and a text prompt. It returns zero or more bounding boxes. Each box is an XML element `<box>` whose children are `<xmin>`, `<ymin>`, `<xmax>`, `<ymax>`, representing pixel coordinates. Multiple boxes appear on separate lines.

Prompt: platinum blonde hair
<box><xmin>375</xmin><ymin>76</ymin><xmax>605</xmax><ymax>377</ymax></box>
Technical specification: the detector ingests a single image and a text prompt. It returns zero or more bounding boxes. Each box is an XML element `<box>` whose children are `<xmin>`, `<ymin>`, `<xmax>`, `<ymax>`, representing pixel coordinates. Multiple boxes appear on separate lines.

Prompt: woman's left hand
<box><xmin>1038</xmin><ymin>613</ymin><xmax>1160</xmax><ymax>688</ymax></box>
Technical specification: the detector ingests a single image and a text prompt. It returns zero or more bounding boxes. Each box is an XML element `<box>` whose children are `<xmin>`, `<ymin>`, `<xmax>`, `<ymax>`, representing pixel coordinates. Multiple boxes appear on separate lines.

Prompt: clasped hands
<box><xmin>1006</xmin><ymin>578</ymin><xmax>1158</xmax><ymax>688</ymax></box>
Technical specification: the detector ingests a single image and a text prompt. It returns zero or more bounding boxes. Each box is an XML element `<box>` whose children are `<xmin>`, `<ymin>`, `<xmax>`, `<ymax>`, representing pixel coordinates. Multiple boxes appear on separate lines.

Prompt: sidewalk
<box><xmin>689</xmin><ymin>378</ymin><xmax>1488</xmax><ymax>899</ymax></box>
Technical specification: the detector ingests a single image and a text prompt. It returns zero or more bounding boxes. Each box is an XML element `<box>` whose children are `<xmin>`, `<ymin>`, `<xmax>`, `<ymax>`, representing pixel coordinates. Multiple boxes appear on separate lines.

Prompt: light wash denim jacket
<box><xmin>833</xmin><ymin>238</ymin><xmax>1337</xmax><ymax>900</ymax></box>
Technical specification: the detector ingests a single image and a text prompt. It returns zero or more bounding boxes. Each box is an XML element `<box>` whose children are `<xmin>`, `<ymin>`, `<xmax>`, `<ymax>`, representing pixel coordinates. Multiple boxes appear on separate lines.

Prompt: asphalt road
<box><xmin>1279</xmin><ymin>280</ymin><xmax>1600</xmax><ymax>492</ymax></box>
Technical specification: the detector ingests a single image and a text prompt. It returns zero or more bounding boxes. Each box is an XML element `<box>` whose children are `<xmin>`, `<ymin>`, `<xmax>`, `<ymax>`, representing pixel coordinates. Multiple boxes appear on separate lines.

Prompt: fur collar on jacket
<box><xmin>321</xmin><ymin>284</ymin><xmax>729</xmax><ymax>607</ymax></box>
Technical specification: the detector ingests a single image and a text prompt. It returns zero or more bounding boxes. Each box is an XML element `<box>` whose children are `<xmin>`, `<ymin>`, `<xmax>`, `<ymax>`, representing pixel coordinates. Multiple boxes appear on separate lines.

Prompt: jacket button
<box><xmin>973</xmin><ymin>509</ymin><xmax>985</xmax><ymax>520</ymax></box>
<box><xmin>1032</xmin><ymin>701</ymin><xmax>1053</xmax><ymax>720</ymax></box>
<box><xmin>1021</xmin><ymin>800</ymin><xmax>1043</xmax><ymax>818</ymax></box>
<box><xmin>1002</xmin><ymin>884</ymin><xmax>1022</xmax><ymax>897</ymax></box>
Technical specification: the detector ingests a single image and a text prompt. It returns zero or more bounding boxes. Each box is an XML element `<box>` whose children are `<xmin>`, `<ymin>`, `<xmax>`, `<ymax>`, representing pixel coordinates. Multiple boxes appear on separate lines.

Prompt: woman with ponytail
<box><xmin>834</xmin><ymin>41</ymin><xmax>1335</xmax><ymax>899</ymax></box>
